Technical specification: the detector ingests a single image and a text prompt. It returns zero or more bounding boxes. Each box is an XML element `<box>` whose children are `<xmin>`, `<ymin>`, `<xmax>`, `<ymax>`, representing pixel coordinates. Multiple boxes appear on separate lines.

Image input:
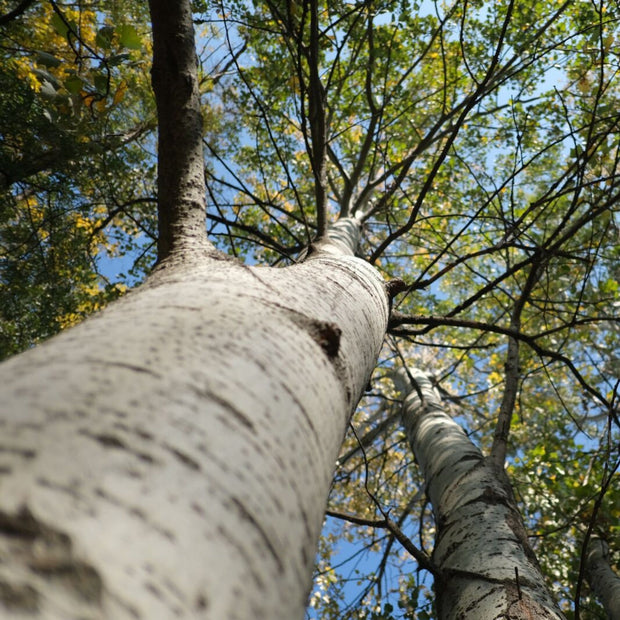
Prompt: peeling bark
<box><xmin>0</xmin><ymin>242</ymin><xmax>388</xmax><ymax>619</ymax></box>
<box><xmin>396</xmin><ymin>369</ymin><xmax>565</xmax><ymax>620</ymax></box>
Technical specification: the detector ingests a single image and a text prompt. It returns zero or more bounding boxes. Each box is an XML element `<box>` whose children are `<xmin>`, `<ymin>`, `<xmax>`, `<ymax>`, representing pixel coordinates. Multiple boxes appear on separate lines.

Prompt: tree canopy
<box><xmin>0</xmin><ymin>0</ymin><xmax>156</xmax><ymax>357</ymax></box>
<box><xmin>1</xmin><ymin>0</ymin><xmax>618</xmax><ymax>618</ymax></box>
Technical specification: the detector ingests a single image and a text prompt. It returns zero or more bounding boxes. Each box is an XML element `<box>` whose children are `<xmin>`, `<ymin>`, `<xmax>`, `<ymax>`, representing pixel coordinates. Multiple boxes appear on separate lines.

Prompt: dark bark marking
<box><xmin>164</xmin><ymin>444</ymin><xmax>201</xmax><ymax>471</ymax></box>
<box><xmin>30</xmin><ymin>560</ymin><xmax>102</xmax><ymax>602</ymax></box>
<box><xmin>195</xmin><ymin>594</ymin><xmax>209</xmax><ymax>612</ymax></box>
<box><xmin>134</xmin><ymin>427</ymin><xmax>155</xmax><ymax>441</ymax></box>
<box><xmin>80</xmin><ymin>430</ymin><xmax>157</xmax><ymax>464</ymax></box>
<box><xmin>83</xmin><ymin>358</ymin><xmax>163</xmax><ymax>378</ymax></box>
<box><xmin>0</xmin><ymin>445</ymin><xmax>35</xmax><ymax>459</ymax></box>
<box><xmin>0</xmin><ymin>506</ymin><xmax>58</xmax><ymax>540</ymax></box>
<box><xmin>278</xmin><ymin>308</ymin><xmax>354</xmax><ymax>409</ymax></box>
<box><xmin>136</xmin><ymin>451</ymin><xmax>156</xmax><ymax>464</ymax></box>
<box><xmin>161</xmin><ymin>575</ymin><xmax>185</xmax><ymax>608</ymax></box>
<box><xmin>36</xmin><ymin>477</ymin><xmax>81</xmax><ymax>500</ymax></box>
<box><xmin>301</xmin><ymin>545</ymin><xmax>309</xmax><ymax>569</ymax></box>
<box><xmin>432</xmin><ymin>453</ymin><xmax>482</xmax><ymax>491</ymax></box>
<box><xmin>216</xmin><ymin>524</ymin><xmax>266</xmax><ymax>588</ymax></box>
<box><xmin>297</xmin><ymin>505</ymin><xmax>314</xmax><ymax>570</ymax></box>
<box><xmin>285</xmin><ymin>310</ymin><xmax>342</xmax><ymax>360</ymax></box>
<box><xmin>505</xmin><ymin>500</ymin><xmax>541</xmax><ymax>568</ymax></box>
<box><xmin>230</xmin><ymin>497</ymin><xmax>284</xmax><ymax>574</ymax></box>
<box><xmin>224</xmin><ymin>405</ymin><xmax>255</xmax><ymax>431</ymax></box>
<box><xmin>113</xmin><ymin>421</ymin><xmax>131</xmax><ymax>433</ymax></box>
<box><xmin>194</xmin><ymin>389</ymin><xmax>255</xmax><ymax>432</ymax></box>
<box><xmin>0</xmin><ymin>506</ymin><xmax>103</xmax><ymax>605</ymax></box>
<box><xmin>0</xmin><ymin>580</ymin><xmax>39</xmax><ymax>612</ymax></box>
<box><xmin>440</xmin><ymin>566</ymin><xmax>544</xmax><ymax>612</ymax></box>
<box><xmin>280</xmin><ymin>383</ymin><xmax>319</xmax><ymax>442</ymax></box>
<box><xmin>89</xmin><ymin>432</ymin><xmax>126</xmax><ymax>449</ymax></box>
<box><xmin>145</xmin><ymin>581</ymin><xmax>164</xmax><ymax>600</ymax></box>
<box><xmin>191</xmin><ymin>502</ymin><xmax>205</xmax><ymax>516</ymax></box>
<box><xmin>94</xmin><ymin>487</ymin><xmax>175</xmax><ymax>541</ymax></box>
<box><xmin>313</xmin><ymin>321</ymin><xmax>342</xmax><ymax>358</ymax></box>
<box><xmin>129</xmin><ymin>506</ymin><xmax>147</xmax><ymax>521</ymax></box>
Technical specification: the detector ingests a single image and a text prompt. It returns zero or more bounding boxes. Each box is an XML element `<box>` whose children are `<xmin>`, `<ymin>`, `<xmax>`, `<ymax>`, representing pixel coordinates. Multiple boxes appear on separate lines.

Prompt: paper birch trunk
<box><xmin>585</xmin><ymin>537</ymin><xmax>620</xmax><ymax>619</ymax></box>
<box><xmin>397</xmin><ymin>369</ymin><xmax>566</xmax><ymax>620</ymax></box>
<box><xmin>0</xmin><ymin>218</ymin><xmax>388</xmax><ymax>619</ymax></box>
<box><xmin>0</xmin><ymin>1</ymin><xmax>390</xmax><ymax>618</ymax></box>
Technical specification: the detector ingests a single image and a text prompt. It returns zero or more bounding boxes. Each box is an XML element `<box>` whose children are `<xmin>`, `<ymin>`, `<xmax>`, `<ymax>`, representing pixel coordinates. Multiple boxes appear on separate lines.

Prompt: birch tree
<box><xmin>396</xmin><ymin>369</ymin><xmax>565</xmax><ymax>618</ymax></box>
<box><xmin>0</xmin><ymin>2</ymin><xmax>391</xmax><ymax>618</ymax></box>
<box><xmin>1</xmin><ymin>0</ymin><xmax>619</xmax><ymax>618</ymax></box>
<box><xmin>584</xmin><ymin>538</ymin><xmax>620</xmax><ymax>619</ymax></box>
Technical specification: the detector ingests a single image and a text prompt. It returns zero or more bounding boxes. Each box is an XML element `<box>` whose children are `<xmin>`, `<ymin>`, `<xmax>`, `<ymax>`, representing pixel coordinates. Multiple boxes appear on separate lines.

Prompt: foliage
<box><xmin>0</xmin><ymin>0</ymin><xmax>157</xmax><ymax>358</ymax></box>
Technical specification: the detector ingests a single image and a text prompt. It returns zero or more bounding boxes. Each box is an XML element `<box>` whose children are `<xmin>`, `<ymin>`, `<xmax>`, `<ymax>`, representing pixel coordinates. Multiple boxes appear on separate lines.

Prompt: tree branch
<box><xmin>306</xmin><ymin>0</ymin><xmax>328</xmax><ymax>237</ymax></box>
<box><xmin>390</xmin><ymin>313</ymin><xmax>615</xmax><ymax>410</ymax></box>
<box><xmin>0</xmin><ymin>0</ymin><xmax>36</xmax><ymax>26</ymax></box>
<box><xmin>491</xmin><ymin>251</ymin><xmax>545</xmax><ymax>469</ymax></box>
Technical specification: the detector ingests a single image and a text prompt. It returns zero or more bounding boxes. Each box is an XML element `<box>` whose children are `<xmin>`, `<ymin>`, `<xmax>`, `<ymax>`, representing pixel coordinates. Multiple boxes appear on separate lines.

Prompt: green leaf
<box><xmin>96</xmin><ymin>26</ymin><xmax>115</xmax><ymax>50</ymax></box>
<box><xmin>64</xmin><ymin>74</ymin><xmax>84</xmax><ymax>94</ymax></box>
<box><xmin>50</xmin><ymin>12</ymin><xmax>77</xmax><ymax>39</ymax></box>
<box><xmin>601</xmin><ymin>278</ymin><xmax>618</xmax><ymax>295</ymax></box>
<box><xmin>94</xmin><ymin>74</ymin><xmax>109</xmax><ymax>95</ymax></box>
<box><xmin>118</xmin><ymin>24</ymin><xmax>142</xmax><ymax>50</ymax></box>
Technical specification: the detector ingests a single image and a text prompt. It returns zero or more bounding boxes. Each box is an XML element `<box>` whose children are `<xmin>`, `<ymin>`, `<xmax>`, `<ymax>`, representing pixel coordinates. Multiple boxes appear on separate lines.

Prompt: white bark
<box><xmin>585</xmin><ymin>538</ymin><xmax>620</xmax><ymax>619</ymax></box>
<box><xmin>0</xmin><ymin>251</ymin><xmax>388</xmax><ymax>619</ymax></box>
<box><xmin>396</xmin><ymin>369</ymin><xmax>565</xmax><ymax>620</ymax></box>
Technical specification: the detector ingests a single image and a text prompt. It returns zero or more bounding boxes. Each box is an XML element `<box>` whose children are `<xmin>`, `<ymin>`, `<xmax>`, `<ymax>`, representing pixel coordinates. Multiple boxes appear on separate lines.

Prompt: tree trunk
<box><xmin>148</xmin><ymin>0</ymin><xmax>210</xmax><ymax>261</ymax></box>
<box><xmin>585</xmin><ymin>537</ymin><xmax>620</xmax><ymax>619</ymax></box>
<box><xmin>0</xmin><ymin>229</ymin><xmax>388</xmax><ymax>619</ymax></box>
<box><xmin>0</xmin><ymin>0</ymin><xmax>389</xmax><ymax>614</ymax></box>
<box><xmin>396</xmin><ymin>369</ymin><xmax>565</xmax><ymax>620</ymax></box>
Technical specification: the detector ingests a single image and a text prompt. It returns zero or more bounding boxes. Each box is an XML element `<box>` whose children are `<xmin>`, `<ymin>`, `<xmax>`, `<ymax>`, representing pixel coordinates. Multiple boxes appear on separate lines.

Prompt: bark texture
<box><xmin>396</xmin><ymin>369</ymin><xmax>565</xmax><ymax>620</ymax></box>
<box><xmin>585</xmin><ymin>538</ymin><xmax>620</xmax><ymax>619</ymax></box>
<box><xmin>0</xmin><ymin>249</ymin><xmax>388</xmax><ymax>619</ymax></box>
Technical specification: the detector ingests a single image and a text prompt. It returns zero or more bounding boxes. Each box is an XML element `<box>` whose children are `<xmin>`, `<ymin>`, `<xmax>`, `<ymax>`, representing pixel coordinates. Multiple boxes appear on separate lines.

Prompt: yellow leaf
<box><xmin>113</xmin><ymin>80</ymin><xmax>127</xmax><ymax>105</ymax></box>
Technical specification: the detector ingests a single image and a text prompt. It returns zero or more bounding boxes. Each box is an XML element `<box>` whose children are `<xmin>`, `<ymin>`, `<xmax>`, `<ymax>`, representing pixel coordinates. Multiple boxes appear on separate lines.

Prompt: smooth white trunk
<box><xmin>396</xmin><ymin>369</ymin><xmax>565</xmax><ymax>620</ymax></box>
<box><xmin>585</xmin><ymin>538</ymin><xmax>620</xmax><ymax>619</ymax></box>
<box><xmin>0</xmin><ymin>252</ymin><xmax>388</xmax><ymax>619</ymax></box>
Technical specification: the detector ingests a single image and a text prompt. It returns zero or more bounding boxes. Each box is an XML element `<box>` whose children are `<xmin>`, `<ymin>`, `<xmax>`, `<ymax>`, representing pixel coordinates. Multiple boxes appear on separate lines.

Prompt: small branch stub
<box><xmin>286</xmin><ymin>312</ymin><xmax>343</xmax><ymax>359</ymax></box>
<box><xmin>386</xmin><ymin>278</ymin><xmax>408</xmax><ymax>301</ymax></box>
<box><xmin>312</xmin><ymin>321</ymin><xmax>342</xmax><ymax>358</ymax></box>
